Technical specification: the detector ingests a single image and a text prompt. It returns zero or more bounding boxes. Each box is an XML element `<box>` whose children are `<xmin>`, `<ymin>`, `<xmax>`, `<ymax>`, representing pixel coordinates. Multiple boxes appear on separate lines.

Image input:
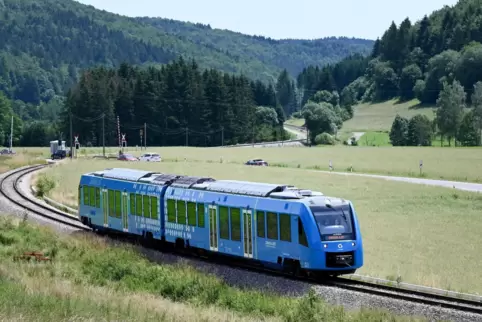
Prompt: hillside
<box><xmin>137</xmin><ymin>17</ymin><xmax>373</xmax><ymax>78</ymax></box>
<box><xmin>295</xmin><ymin>0</ymin><xmax>482</xmax><ymax>147</ymax></box>
<box><xmin>0</xmin><ymin>0</ymin><xmax>373</xmax><ymax>110</ymax></box>
<box><xmin>298</xmin><ymin>0</ymin><xmax>482</xmax><ymax>105</ymax></box>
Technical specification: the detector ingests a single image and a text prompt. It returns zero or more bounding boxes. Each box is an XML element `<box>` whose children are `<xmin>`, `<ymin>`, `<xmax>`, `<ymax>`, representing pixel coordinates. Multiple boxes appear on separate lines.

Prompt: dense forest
<box><xmin>0</xmin><ymin>0</ymin><xmax>372</xmax><ymax>107</ymax></box>
<box><xmin>295</xmin><ymin>0</ymin><xmax>482</xmax><ymax>146</ymax></box>
<box><xmin>52</xmin><ymin>58</ymin><xmax>288</xmax><ymax>147</ymax></box>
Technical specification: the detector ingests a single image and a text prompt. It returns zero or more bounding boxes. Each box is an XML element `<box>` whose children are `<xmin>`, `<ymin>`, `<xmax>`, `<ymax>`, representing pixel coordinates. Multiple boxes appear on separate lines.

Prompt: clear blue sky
<box><xmin>76</xmin><ymin>0</ymin><xmax>458</xmax><ymax>40</ymax></box>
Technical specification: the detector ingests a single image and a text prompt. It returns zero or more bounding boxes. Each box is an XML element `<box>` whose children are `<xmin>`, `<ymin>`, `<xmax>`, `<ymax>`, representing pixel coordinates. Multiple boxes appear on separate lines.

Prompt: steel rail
<box><xmin>0</xmin><ymin>165</ymin><xmax>88</xmax><ymax>230</ymax></box>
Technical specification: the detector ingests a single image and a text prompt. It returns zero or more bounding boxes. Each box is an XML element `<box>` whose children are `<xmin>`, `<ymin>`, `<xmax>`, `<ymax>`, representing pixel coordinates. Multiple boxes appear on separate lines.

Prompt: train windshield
<box><xmin>310</xmin><ymin>205</ymin><xmax>355</xmax><ymax>241</ymax></box>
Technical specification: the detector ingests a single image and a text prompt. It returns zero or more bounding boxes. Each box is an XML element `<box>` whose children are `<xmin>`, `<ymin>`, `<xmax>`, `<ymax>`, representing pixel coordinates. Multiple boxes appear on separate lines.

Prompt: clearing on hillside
<box><xmin>342</xmin><ymin>99</ymin><xmax>436</xmax><ymax>133</ymax></box>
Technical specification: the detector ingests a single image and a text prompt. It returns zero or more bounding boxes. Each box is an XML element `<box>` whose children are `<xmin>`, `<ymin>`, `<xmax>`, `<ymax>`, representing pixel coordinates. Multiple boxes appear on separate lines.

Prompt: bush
<box><xmin>314</xmin><ymin>133</ymin><xmax>335</xmax><ymax>145</ymax></box>
<box><xmin>35</xmin><ymin>174</ymin><xmax>56</xmax><ymax>197</ymax></box>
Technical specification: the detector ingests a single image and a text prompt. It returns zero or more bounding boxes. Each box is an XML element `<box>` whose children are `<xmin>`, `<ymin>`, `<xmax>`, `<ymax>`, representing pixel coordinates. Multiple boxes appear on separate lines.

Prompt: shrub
<box><xmin>314</xmin><ymin>133</ymin><xmax>335</xmax><ymax>145</ymax></box>
<box><xmin>35</xmin><ymin>174</ymin><xmax>56</xmax><ymax>197</ymax></box>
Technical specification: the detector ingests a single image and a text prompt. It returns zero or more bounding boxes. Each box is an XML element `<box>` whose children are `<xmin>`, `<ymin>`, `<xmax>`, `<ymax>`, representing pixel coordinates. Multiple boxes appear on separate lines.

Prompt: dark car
<box><xmin>51</xmin><ymin>150</ymin><xmax>67</xmax><ymax>160</ymax></box>
<box><xmin>245</xmin><ymin>159</ymin><xmax>269</xmax><ymax>166</ymax></box>
<box><xmin>117</xmin><ymin>153</ymin><xmax>139</xmax><ymax>161</ymax></box>
<box><xmin>0</xmin><ymin>149</ymin><xmax>15</xmax><ymax>155</ymax></box>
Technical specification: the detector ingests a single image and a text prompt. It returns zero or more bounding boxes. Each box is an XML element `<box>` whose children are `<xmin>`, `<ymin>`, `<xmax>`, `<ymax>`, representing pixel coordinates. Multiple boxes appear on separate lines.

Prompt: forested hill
<box><xmin>137</xmin><ymin>16</ymin><xmax>374</xmax><ymax>78</ymax></box>
<box><xmin>293</xmin><ymin>0</ymin><xmax>482</xmax><ymax>147</ymax></box>
<box><xmin>0</xmin><ymin>0</ymin><xmax>373</xmax><ymax>108</ymax></box>
<box><xmin>298</xmin><ymin>0</ymin><xmax>482</xmax><ymax>107</ymax></box>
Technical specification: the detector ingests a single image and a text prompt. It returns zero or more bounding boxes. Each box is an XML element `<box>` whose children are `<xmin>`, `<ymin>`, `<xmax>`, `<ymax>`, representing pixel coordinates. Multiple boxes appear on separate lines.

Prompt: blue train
<box><xmin>78</xmin><ymin>167</ymin><xmax>363</xmax><ymax>276</ymax></box>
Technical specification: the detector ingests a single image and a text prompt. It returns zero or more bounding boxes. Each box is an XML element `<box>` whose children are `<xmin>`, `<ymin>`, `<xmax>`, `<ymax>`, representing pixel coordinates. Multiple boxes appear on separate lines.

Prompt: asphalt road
<box><xmin>310</xmin><ymin>169</ymin><xmax>482</xmax><ymax>193</ymax></box>
<box><xmin>281</xmin><ymin>125</ymin><xmax>482</xmax><ymax>193</ymax></box>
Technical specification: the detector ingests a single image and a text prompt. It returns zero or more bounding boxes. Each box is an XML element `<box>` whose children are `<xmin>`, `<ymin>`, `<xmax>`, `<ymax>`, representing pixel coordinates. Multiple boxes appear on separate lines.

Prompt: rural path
<box><xmin>283</xmin><ymin>125</ymin><xmax>307</xmax><ymax>140</ymax></box>
<box><xmin>310</xmin><ymin>169</ymin><xmax>482</xmax><ymax>193</ymax></box>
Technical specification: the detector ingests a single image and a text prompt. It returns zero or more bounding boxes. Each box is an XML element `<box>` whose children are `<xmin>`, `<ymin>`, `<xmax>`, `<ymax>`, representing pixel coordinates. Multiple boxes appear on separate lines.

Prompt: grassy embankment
<box><xmin>39</xmin><ymin>159</ymin><xmax>482</xmax><ymax>295</ymax></box>
<box><xmin>0</xmin><ymin>215</ymin><xmax>422</xmax><ymax>321</ymax></box>
<box><xmin>0</xmin><ymin>149</ymin><xmax>49</xmax><ymax>172</ymax></box>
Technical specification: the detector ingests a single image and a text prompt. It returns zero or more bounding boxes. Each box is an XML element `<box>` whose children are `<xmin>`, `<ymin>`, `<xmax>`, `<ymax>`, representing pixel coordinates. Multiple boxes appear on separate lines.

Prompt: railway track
<box><xmin>0</xmin><ymin>165</ymin><xmax>89</xmax><ymax>230</ymax></box>
<box><xmin>2</xmin><ymin>164</ymin><xmax>482</xmax><ymax>317</ymax></box>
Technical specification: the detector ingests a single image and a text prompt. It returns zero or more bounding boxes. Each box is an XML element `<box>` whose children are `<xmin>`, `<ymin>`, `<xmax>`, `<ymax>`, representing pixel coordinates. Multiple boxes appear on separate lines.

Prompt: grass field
<box><xmin>0</xmin><ymin>149</ymin><xmax>49</xmax><ymax>173</ymax></box>
<box><xmin>0</xmin><ymin>215</ymin><xmax>419</xmax><ymax>322</ymax></box>
<box><xmin>357</xmin><ymin>132</ymin><xmax>391</xmax><ymax>147</ymax></box>
<box><xmin>39</xmin><ymin>159</ymin><xmax>482</xmax><ymax>295</ymax></box>
<box><xmin>341</xmin><ymin>99</ymin><xmax>436</xmax><ymax>134</ymax></box>
<box><xmin>13</xmin><ymin>144</ymin><xmax>482</xmax><ymax>183</ymax></box>
<box><xmin>59</xmin><ymin>145</ymin><xmax>482</xmax><ymax>183</ymax></box>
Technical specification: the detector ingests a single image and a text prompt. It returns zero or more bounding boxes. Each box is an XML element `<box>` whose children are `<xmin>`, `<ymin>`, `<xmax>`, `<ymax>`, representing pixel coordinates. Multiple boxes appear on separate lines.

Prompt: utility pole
<box><xmin>69</xmin><ymin>111</ymin><xmax>73</xmax><ymax>159</ymax></box>
<box><xmin>117</xmin><ymin>115</ymin><xmax>121</xmax><ymax>151</ymax></box>
<box><xmin>144</xmin><ymin>122</ymin><xmax>147</xmax><ymax>150</ymax></box>
<box><xmin>102</xmin><ymin>114</ymin><xmax>105</xmax><ymax>157</ymax></box>
<box><xmin>221</xmin><ymin>126</ymin><xmax>224</xmax><ymax>146</ymax></box>
<box><xmin>9</xmin><ymin>115</ymin><xmax>13</xmax><ymax>152</ymax></box>
<box><xmin>185</xmin><ymin>127</ymin><xmax>188</xmax><ymax>146</ymax></box>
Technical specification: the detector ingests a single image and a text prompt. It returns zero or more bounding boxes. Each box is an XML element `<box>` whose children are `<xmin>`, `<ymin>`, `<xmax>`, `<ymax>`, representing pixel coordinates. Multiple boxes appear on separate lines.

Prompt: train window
<box><xmin>129</xmin><ymin>193</ymin><xmax>135</xmax><ymax>215</ymax></box>
<box><xmin>136</xmin><ymin>194</ymin><xmax>142</xmax><ymax>216</ymax></box>
<box><xmin>256</xmin><ymin>211</ymin><xmax>265</xmax><ymax>238</ymax></box>
<box><xmin>108</xmin><ymin>189</ymin><xmax>115</xmax><ymax>217</ymax></box>
<box><xmin>78</xmin><ymin>186</ymin><xmax>81</xmax><ymax>205</ymax></box>
<box><xmin>219</xmin><ymin>206</ymin><xmax>229</xmax><ymax>240</ymax></box>
<box><xmin>230</xmin><ymin>208</ymin><xmax>241</xmax><ymax>241</ymax></box>
<box><xmin>95</xmin><ymin>188</ymin><xmax>101</xmax><ymax>208</ymax></box>
<box><xmin>167</xmin><ymin>199</ymin><xmax>176</xmax><ymax>223</ymax></box>
<box><xmin>150</xmin><ymin>196</ymin><xmax>158</xmax><ymax>220</ymax></box>
<box><xmin>115</xmin><ymin>190</ymin><xmax>121</xmax><ymax>218</ymax></box>
<box><xmin>197</xmin><ymin>203</ymin><xmax>205</xmax><ymax>227</ymax></box>
<box><xmin>279</xmin><ymin>214</ymin><xmax>291</xmax><ymax>242</ymax></box>
<box><xmin>83</xmin><ymin>186</ymin><xmax>89</xmax><ymax>205</ymax></box>
<box><xmin>89</xmin><ymin>187</ymin><xmax>95</xmax><ymax>207</ymax></box>
<box><xmin>187</xmin><ymin>202</ymin><xmax>196</xmax><ymax>226</ymax></box>
<box><xmin>267</xmin><ymin>212</ymin><xmax>278</xmax><ymax>240</ymax></box>
<box><xmin>177</xmin><ymin>200</ymin><xmax>186</xmax><ymax>224</ymax></box>
<box><xmin>143</xmin><ymin>195</ymin><xmax>150</xmax><ymax>218</ymax></box>
<box><xmin>298</xmin><ymin>218</ymin><xmax>308</xmax><ymax>247</ymax></box>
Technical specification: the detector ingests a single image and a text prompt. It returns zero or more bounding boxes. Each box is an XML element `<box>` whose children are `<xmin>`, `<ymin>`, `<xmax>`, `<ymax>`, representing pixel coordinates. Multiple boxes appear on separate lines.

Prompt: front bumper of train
<box><xmin>306</xmin><ymin>240</ymin><xmax>363</xmax><ymax>271</ymax></box>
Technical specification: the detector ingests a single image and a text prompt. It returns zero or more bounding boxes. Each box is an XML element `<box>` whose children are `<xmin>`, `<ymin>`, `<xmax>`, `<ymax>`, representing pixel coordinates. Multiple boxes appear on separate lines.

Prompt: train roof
<box><xmin>85</xmin><ymin>168</ymin><xmax>325</xmax><ymax>199</ymax></box>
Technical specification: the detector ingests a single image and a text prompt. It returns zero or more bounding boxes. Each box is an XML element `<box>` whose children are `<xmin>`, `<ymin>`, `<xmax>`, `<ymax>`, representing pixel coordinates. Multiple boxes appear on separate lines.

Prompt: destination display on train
<box><xmin>325</xmin><ymin>233</ymin><xmax>351</xmax><ymax>241</ymax></box>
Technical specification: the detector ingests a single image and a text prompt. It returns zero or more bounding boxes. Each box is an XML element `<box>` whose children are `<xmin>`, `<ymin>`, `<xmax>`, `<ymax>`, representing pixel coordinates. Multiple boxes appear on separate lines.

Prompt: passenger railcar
<box><xmin>78</xmin><ymin>168</ymin><xmax>363</xmax><ymax>276</ymax></box>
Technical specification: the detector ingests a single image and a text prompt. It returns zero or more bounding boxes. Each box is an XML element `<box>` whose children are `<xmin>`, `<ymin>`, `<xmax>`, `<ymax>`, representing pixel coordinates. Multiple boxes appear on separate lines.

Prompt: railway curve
<box><xmin>1</xmin><ymin>165</ymin><xmax>481</xmax><ymax>321</ymax></box>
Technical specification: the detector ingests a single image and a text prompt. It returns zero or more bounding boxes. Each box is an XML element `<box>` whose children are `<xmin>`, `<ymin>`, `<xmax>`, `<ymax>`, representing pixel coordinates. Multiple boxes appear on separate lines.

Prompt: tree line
<box><xmin>390</xmin><ymin>80</ymin><xmax>482</xmax><ymax>147</ymax></box>
<box><xmin>53</xmin><ymin>58</ymin><xmax>288</xmax><ymax>148</ymax></box>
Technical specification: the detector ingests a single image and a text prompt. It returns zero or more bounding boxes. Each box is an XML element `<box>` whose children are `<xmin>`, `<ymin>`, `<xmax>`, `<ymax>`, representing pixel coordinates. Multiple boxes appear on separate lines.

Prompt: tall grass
<box><xmin>34</xmin><ymin>173</ymin><xmax>56</xmax><ymax>197</ymax></box>
<box><xmin>0</xmin><ymin>216</ymin><xmax>420</xmax><ymax>321</ymax></box>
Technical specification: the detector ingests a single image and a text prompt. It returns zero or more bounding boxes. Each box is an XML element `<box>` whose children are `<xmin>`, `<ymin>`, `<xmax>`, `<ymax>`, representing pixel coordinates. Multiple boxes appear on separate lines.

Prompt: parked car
<box><xmin>245</xmin><ymin>159</ymin><xmax>269</xmax><ymax>166</ymax></box>
<box><xmin>51</xmin><ymin>150</ymin><xmax>67</xmax><ymax>160</ymax></box>
<box><xmin>117</xmin><ymin>153</ymin><xmax>139</xmax><ymax>161</ymax></box>
<box><xmin>139</xmin><ymin>152</ymin><xmax>161</xmax><ymax>162</ymax></box>
<box><xmin>0</xmin><ymin>149</ymin><xmax>15</xmax><ymax>155</ymax></box>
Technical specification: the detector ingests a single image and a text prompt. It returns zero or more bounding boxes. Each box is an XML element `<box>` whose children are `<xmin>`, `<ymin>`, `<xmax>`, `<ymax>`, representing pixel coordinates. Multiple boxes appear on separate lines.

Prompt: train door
<box><xmin>209</xmin><ymin>205</ymin><xmax>218</xmax><ymax>251</ymax></box>
<box><xmin>243</xmin><ymin>209</ymin><xmax>253</xmax><ymax>258</ymax></box>
<box><xmin>102</xmin><ymin>188</ymin><xmax>108</xmax><ymax>227</ymax></box>
<box><xmin>122</xmin><ymin>191</ymin><xmax>128</xmax><ymax>232</ymax></box>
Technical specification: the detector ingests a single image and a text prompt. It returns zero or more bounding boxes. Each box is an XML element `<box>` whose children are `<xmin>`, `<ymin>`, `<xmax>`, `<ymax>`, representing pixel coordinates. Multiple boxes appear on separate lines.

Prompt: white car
<box><xmin>139</xmin><ymin>152</ymin><xmax>161</xmax><ymax>162</ymax></box>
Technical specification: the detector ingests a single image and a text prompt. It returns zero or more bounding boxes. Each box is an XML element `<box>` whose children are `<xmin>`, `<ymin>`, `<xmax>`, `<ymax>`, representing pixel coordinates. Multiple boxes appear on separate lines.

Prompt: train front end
<box><xmin>305</xmin><ymin>197</ymin><xmax>363</xmax><ymax>276</ymax></box>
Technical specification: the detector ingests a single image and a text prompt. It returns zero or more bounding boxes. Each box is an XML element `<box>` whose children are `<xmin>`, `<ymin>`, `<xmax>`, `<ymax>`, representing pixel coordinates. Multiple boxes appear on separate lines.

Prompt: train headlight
<box><xmin>323</xmin><ymin>244</ymin><xmax>328</xmax><ymax>248</ymax></box>
<box><xmin>351</xmin><ymin>242</ymin><xmax>356</xmax><ymax>247</ymax></box>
